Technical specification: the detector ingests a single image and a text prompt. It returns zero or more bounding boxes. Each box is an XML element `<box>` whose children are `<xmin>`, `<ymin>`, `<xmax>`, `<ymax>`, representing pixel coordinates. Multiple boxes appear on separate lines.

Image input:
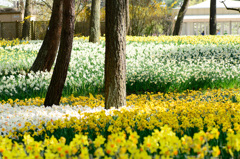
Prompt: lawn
<box><xmin>0</xmin><ymin>36</ymin><xmax>240</xmax><ymax>158</ymax></box>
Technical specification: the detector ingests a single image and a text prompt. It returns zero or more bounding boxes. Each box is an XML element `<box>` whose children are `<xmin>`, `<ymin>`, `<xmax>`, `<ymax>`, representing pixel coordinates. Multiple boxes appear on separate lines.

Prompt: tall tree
<box><xmin>89</xmin><ymin>0</ymin><xmax>100</xmax><ymax>43</ymax></box>
<box><xmin>126</xmin><ymin>0</ymin><xmax>130</xmax><ymax>34</ymax></box>
<box><xmin>105</xmin><ymin>0</ymin><xmax>127</xmax><ymax>109</ymax></box>
<box><xmin>22</xmin><ymin>0</ymin><xmax>32</xmax><ymax>39</ymax></box>
<box><xmin>29</xmin><ymin>0</ymin><xmax>63</xmax><ymax>73</ymax></box>
<box><xmin>44</xmin><ymin>0</ymin><xmax>75</xmax><ymax>107</ymax></box>
<box><xmin>210</xmin><ymin>0</ymin><xmax>216</xmax><ymax>35</ymax></box>
<box><xmin>172</xmin><ymin>0</ymin><xmax>190</xmax><ymax>35</ymax></box>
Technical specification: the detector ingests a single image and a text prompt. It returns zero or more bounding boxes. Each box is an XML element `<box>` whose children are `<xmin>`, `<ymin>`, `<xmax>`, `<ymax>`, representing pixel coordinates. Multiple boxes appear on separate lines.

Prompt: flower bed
<box><xmin>1</xmin><ymin>36</ymin><xmax>240</xmax><ymax>100</ymax></box>
<box><xmin>1</xmin><ymin>36</ymin><xmax>240</xmax><ymax>158</ymax></box>
<box><xmin>0</xmin><ymin>39</ymin><xmax>29</xmax><ymax>48</ymax></box>
<box><xmin>1</xmin><ymin>89</ymin><xmax>240</xmax><ymax>158</ymax></box>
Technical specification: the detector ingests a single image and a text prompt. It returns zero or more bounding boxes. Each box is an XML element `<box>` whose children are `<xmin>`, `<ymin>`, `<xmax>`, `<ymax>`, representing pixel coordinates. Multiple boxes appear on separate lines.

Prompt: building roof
<box><xmin>183</xmin><ymin>14</ymin><xmax>240</xmax><ymax>22</ymax></box>
<box><xmin>174</xmin><ymin>0</ymin><xmax>240</xmax><ymax>21</ymax></box>
<box><xmin>0</xmin><ymin>8</ymin><xmax>21</xmax><ymax>14</ymax></box>
<box><xmin>188</xmin><ymin>0</ymin><xmax>240</xmax><ymax>9</ymax></box>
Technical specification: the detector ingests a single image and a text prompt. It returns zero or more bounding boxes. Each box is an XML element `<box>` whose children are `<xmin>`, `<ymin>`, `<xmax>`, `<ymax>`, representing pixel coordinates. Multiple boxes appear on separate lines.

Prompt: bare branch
<box><xmin>42</xmin><ymin>1</ymin><xmax>52</xmax><ymax>10</ymax></box>
<box><xmin>34</xmin><ymin>2</ymin><xmax>45</xmax><ymax>7</ymax></box>
<box><xmin>75</xmin><ymin>1</ymin><xmax>87</xmax><ymax>17</ymax></box>
<box><xmin>34</xmin><ymin>1</ymin><xmax>52</xmax><ymax>10</ymax></box>
<box><xmin>220</xmin><ymin>1</ymin><xmax>240</xmax><ymax>12</ymax></box>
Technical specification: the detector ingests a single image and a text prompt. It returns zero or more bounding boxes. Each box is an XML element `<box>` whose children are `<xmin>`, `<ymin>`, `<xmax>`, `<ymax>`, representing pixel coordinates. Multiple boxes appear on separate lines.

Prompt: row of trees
<box><xmin>10</xmin><ymin>0</ymin><xmax>240</xmax><ymax>39</ymax></box>
<box><xmin>17</xmin><ymin>0</ymin><xmax>199</xmax><ymax>38</ymax></box>
<box><xmin>26</xmin><ymin>0</ymin><xmax>127</xmax><ymax>109</ymax></box>
<box><xmin>19</xmin><ymin>0</ymin><xmax>176</xmax><ymax>36</ymax></box>
<box><xmin>9</xmin><ymin>0</ymin><xmax>89</xmax><ymax>40</ymax></box>
<box><xmin>13</xmin><ymin>0</ymin><xmax>240</xmax><ymax>109</ymax></box>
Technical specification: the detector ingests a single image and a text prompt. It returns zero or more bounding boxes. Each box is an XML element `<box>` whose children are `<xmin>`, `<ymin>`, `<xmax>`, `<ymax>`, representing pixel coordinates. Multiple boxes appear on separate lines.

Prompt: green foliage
<box><xmin>165</xmin><ymin>0</ymin><xmax>182</xmax><ymax>7</ymax></box>
<box><xmin>129</xmin><ymin>0</ymin><xmax>177</xmax><ymax>36</ymax></box>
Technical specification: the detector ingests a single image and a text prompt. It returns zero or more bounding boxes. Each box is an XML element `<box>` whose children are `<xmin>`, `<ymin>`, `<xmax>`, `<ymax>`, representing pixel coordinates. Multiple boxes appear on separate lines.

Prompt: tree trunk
<box><xmin>44</xmin><ymin>0</ymin><xmax>75</xmax><ymax>107</ymax></box>
<box><xmin>89</xmin><ymin>0</ymin><xmax>100</xmax><ymax>43</ymax></box>
<box><xmin>126</xmin><ymin>0</ymin><xmax>130</xmax><ymax>34</ymax></box>
<box><xmin>20</xmin><ymin>0</ymin><xmax>24</xmax><ymax>12</ymax></box>
<box><xmin>210</xmin><ymin>0</ymin><xmax>216</xmax><ymax>35</ymax></box>
<box><xmin>105</xmin><ymin>0</ymin><xmax>127</xmax><ymax>109</ymax></box>
<box><xmin>22</xmin><ymin>0</ymin><xmax>31</xmax><ymax>40</ymax></box>
<box><xmin>172</xmin><ymin>0</ymin><xmax>190</xmax><ymax>35</ymax></box>
<box><xmin>29</xmin><ymin>0</ymin><xmax>63</xmax><ymax>73</ymax></box>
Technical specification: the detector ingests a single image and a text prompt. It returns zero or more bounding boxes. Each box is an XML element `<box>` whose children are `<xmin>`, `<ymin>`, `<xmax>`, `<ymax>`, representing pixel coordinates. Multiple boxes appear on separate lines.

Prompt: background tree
<box><xmin>165</xmin><ymin>0</ymin><xmax>182</xmax><ymax>7</ymax></box>
<box><xmin>29</xmin><ymin>0</ymin><xmax>63</xmax><ymax>73</ymax></box>
<box><xmin>172</xmin><ymin>0</ymin><xmax>190</xmax><ymax>35</ymax></box>
<box><xmin>22</xmin><ymin>0</ymin><xmax>31</xmax><ymax>40</ymax></box>
<box><xmin>105</xmin><ymin>0</ymin><xmax>127</xmax><ymax>109</ymax></box>
<box><xmin>126</xmin><ymin>0</ymin><xmax>130</xmax><ymax>33</ymax></box>
<box><xmin>44</xmin><ymin>0</ymin><xmax>75</xmax><ymax>107</ymax></box>
<box><xmin>210</xmin><ymin>0</ymin><xmax>216</xmax><ymax>35</ymax></box>
<box><xmin>33</xmin><ymin>0</ymin><xmax>88</xmax><ymax>21</ymax></box>
<box><xmin>129</xmin><ymin>0</ymin><xmax>176</xmax><ymax>36</ymax></box>
<box><xmin>89</xmin><ymin>0</ymin><xmax>100</xmax><ymax>43</ymax></box>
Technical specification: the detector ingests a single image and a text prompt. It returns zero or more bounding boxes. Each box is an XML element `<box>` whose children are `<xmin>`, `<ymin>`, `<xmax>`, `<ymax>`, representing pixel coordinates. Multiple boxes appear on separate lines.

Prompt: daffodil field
<box><xmin>1</xmin><ymin>36</ymin><xmax>240</xmax><ymax>158</ymax></box>
<box><xmin>1</xmin><ymin>36</ymin><xmax>240</xmax><ymax>100</ymax></box>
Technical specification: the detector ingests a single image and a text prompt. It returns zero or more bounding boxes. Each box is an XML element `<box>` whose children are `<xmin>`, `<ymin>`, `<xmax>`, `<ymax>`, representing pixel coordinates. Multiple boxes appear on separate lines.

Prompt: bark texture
<box><xmin>89</xmin><ymin>0</ymin><xmax>100</xmax><ymax>43</ymax></box>
<box><xmin>30</xmin><ymin>0</ymin><xmax>63</xmax><ymax>73</ymax></box>
<box><xmin>172</xmin><ymin>0</ymin><xmax>190</xmax><ymax>35</ymax></box>
<box><xmin>22</xmin><ymin>0</ymin><xmax>31</xmax><ymax>39</ymax></box>
<box><xmin>105</xmin><ymin>0</ymin><xmax>127</xmax><ymax>109</ymax></box>
<box><xmin>44</xmin><ymin>0</ymin><xmax>75</xmax><ymax>107</ymax></box>
<box><xmin>126</xmin><ymin>0</ymin><xmax>130</xmax><ymax>34</ymax></box>
<box><xmin>210</xmin><ymin>0</ymin><xmax>216</xmax><ymax>35</ymax></box>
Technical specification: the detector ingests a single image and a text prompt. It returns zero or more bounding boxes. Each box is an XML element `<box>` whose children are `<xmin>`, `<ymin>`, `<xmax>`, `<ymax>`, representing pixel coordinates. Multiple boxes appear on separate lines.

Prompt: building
<box><xmin>0</xmin><ymin>8</ymin><xmax>23</xmax><ymax>22</ymax></box>
<box><xmin>175</xmin><ymin>0</ymin><xmax>240</xmax><ymax>35</ymax></box>
<box><xmin>0</xmin><ymin>0</ymin><xmax>39</xmax><ymax>39</ymax></box>
<box><xmin>0</xmin><ymin>0</ymin><xmax>36</xmax><ymax>22</ymax></box>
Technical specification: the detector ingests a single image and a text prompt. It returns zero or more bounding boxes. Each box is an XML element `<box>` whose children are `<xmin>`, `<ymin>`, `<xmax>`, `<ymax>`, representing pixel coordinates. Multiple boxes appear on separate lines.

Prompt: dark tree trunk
<box><xmin>105</xmin><ymin>0</ymin><xmax>127</xmax><ymax>109</ymax></box>
<box><xmin>89</xmin><ymin>0</ymin><xmax>100</xmax><ymax>43</ymax></box>
<box><xmin>44</xmin><ymin>0</ymin><xmax>75</xmax><ymax>107</ymax></box>
<box><xmin>30</xmin><ymin>0</ymin><xmax>63</xmax><ymax>73</ymax></box>
<box><xmin>172</xmin><ymin>0</ymin><xmax>190</xmax><ymax>35</ymax></box>
<box><xmin>210</xmin><ymin>0</ymin><xmax>216</xmax><ymax>35</ymax></box>
<box><xmin>22</xmin><ymin>0</ymin><xmax>31</xmax><ymax>39</ymax></box>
